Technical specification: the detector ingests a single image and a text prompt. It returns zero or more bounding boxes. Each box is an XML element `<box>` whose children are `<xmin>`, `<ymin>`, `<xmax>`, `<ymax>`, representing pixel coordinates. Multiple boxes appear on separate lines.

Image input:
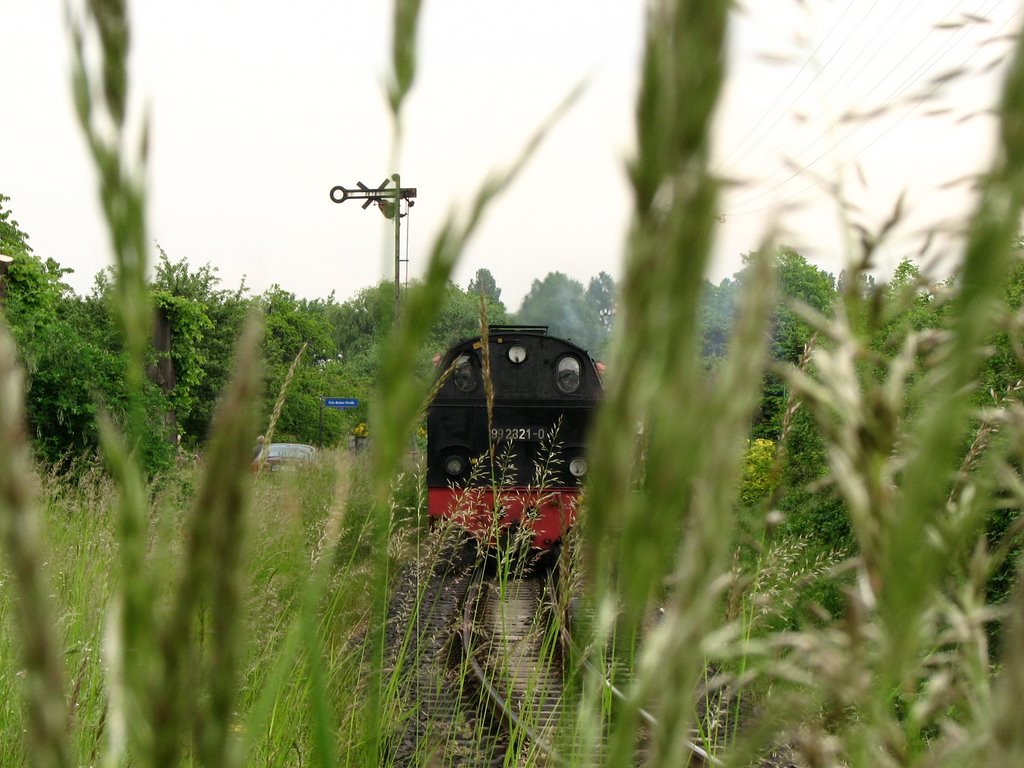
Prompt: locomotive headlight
<box><xmin>508</xmin><ymin>345</ymin><xmax>527</xmax><ymax>364</ymax></box>
<box><xmin>569</xmin><ymin>457</ymin><xmax>588</xmax><ymax>478</ymax></box>
<box><xmin>444</xmin><ymin>455</ymin><xmax>466</xmax><ymax>476</ymax></box>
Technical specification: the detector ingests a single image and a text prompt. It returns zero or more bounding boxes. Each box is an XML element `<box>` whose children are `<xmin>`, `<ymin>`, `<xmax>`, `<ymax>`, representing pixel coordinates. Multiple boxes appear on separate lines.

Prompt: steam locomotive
<box><xmin>426</xmin><ymin>326</ymin><xmax>602</xmax><ymax>550</ymax></box>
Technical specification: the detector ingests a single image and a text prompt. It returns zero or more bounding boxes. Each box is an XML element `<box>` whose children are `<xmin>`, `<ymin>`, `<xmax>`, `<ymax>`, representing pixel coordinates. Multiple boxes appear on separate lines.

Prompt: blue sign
<box><xmin>324</xmin><ymin>398</ymin><xmax>359</xmax><ymax>409</ymax></box>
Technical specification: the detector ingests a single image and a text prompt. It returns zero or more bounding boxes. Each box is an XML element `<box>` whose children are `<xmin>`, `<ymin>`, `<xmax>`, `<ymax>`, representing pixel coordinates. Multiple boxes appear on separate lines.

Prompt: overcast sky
<box><xmin>2</xmin><ymin>1</ymin><xmax>1021</xmax><ymax>310</ymax></box>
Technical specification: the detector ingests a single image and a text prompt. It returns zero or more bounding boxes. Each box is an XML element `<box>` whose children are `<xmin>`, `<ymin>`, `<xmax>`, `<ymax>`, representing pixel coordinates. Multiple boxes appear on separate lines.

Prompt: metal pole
<box><xmin>392</xmin><ymin>173</ymin><xmax>401</xmax><ymax>319</ymax></box>
<box><xmin>318</xmin><ymin>397</ymin><xmax>324</xmax><ymax>447</ymax></box>
<box><xmin>328</xmin><ymin>178</ymin><xmax>416</xmax><ymax>322</ymax></box>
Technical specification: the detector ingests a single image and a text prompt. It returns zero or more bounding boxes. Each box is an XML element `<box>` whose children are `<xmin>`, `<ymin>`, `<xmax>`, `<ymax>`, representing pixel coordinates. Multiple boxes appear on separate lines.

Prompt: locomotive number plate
<box><xmin>490</xmin><ymin>426</ymin><xmax>549</xmax><ymax>442</ymax></box>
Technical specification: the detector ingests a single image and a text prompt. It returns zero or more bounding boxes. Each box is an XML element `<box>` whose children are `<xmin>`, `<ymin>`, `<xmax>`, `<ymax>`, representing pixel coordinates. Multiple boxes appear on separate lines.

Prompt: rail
<box><xmin>462</xmin><ymin>568</ymin><xmax>567</xmax><ymax>766</ymax></box>
<box><xmin>549</xmin><ymin>573</ymin><xmax>722</xmax><ymax>766</ymax></box>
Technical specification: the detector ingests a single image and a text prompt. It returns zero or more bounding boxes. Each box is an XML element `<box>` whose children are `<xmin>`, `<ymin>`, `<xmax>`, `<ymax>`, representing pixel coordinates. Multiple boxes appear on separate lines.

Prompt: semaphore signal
<box><xmin>330</xmin><ymin>175</ymin><xmax>417</xmax><ymax>318</ymax></box>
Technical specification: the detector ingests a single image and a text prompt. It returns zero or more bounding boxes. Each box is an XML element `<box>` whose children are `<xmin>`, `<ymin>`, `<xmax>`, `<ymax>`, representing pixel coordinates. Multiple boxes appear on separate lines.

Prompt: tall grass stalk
<box><xmin>68</xmin><ymin>0</ymin><xmax>150</xmax><ymax>448</ymax></box>
<box><xmin>581</xmin><ymin>1</ymin><xmax>775</xmax><ymax>765</ymax></box>
<box><xmin>0</xmin><ymin>324</ymin><xmax>70</xmax><ymax>768</ymax></box>
<box><xmin>586</xmin><ymin>0</ymin><xmax>734</xmax><ymax>619</ymax></box>
<box><xmin>66</xmin><ymin>2</ymin><xmax>167</xmax><ymax>761</ymax></box>
<box><xmin>254</xmin><ymin>341</ymin><xmax>309</xmax><ymax>478</ymax></box>
<box><xmin>876</xmin><ymin>26</ymin><xmax>1024</xmax><ymax>683</ymax></box>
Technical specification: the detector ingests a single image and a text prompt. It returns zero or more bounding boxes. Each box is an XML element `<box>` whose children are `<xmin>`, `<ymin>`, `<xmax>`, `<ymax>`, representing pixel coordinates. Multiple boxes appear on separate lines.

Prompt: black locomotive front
<box><xmin>427</xmin><ymin>326</ymin><xmax>602</xmax><ymax>549</ymax></box>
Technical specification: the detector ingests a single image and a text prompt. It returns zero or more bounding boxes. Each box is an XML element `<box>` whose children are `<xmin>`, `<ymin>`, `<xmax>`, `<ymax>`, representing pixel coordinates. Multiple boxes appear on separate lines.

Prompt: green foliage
<box><xmin>701</xmin><ymin>249</ymin><xmax>836</xmax><ymax>439</ymax></box>
<box><xmin>150</xmin><ymin>250</ymin><xmax>251</xmax><ymax>442</ymax></box>
<box><xmin>466</xmin><ymin>267</ymin><xmax>503</xmax><ymax>306</ymax></box>
<box><xmin>983</xmin><ymin>253</ymin><xmax>1024</xmax><ymax>396</ymax></box>
<box><xmin>776</xmin><ymin>405</ymin><xmax>851</xmax><ymax>548</ymax></box>
<box><xmin>262</xmin><ymin>287</ymin><xmax>334</xmax><ymax>368</ymax></box>
<box><xmin>761</xmin><ymin>249</ymin><xmax>835</xmax><ymax>437</ymax></box>
<box><xmin>328</xmin><ymin>281</ymin><xmax>393</xmax><ymax>368</ymax></box>
<box><xmin>1</xmin><ymin>242</ymin><xmax>171</xmax><ymax>469</ymax></box>
<box><xmin>701</xmin><ymin>248</ymin><xmax>836</xmax><ymax>366</ymax></box>
<box><xmin>0</xmin><ymin>193</ymin><xmax>32</xmax><ymax>257</ymax></box>
<box><xmin>699</xmin><ymin>277</ymin><xmax>735</xmax><ymax>359</ymax></box>
<box><xmin>3</xmin><ymin>251</ymin><xmax>71</xmax><ymax>316</ymax></box>
<box><xmin>739</xmin><ymin>438</ymin><xmax>775</xmax><ymax>508</ymax></box>
<box><xmin>151</xmin><ymin>291</ymin><xmax>211</xmax><ymax>423</ymax></box>
<box><xmin>586</xmin><ymin>270</ymin><xmax>617</xmax><ymax>335</ymax></box>
<box><xmin>13</xmin><ymin>295</ymin><xmax>131</xmax><ymax>464</ymax></box>
<box><xmin>873</xmin><ymin>258</ymin><xmax>950</xmax><ymax>350</ymax></box>
<box><xmin>425</xmin><ymin>281</ymin><xmax>507</xmax><ymax>365</ymax></box>
<box><xmin>769</xmin><ymin>247</ymin><xmax>836</xmax><ymax>363</ymax></box>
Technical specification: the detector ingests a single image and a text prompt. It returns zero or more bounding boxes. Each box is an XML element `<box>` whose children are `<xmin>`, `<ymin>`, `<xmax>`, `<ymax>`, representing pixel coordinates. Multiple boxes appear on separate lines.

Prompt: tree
<box><xmin>585</xmin><ymin>271</ymin><xmax>617</xmax><ymax>335</ymax></box>
<box><xmin>258</xmin><ymin>286</ymin><xmax>339</xmax><ymax>443</ymax></box>
<box><xmin>425</xmin><ymin>282</ymin><xmax>507</xmax><ymax>363</ymax></box>
<box><xmin>720</xmin><ymin>248</ymin><xmax>837</xmax><ymax>439</ymax></box>
<box><xmin>2</xmin><ymin>242</ymin><xmax>171</xmax><ymax>468</ymax></box>
<box><xmin>467</xmin><ymin>268</ymin><xmax>503</xmax><ymax>307</ymax></box>
<box><xmin>981</xmin><ymin>250</ymin><xmax>1024</xmax><ymax>400</ymax></box>
<box><xmin>0</xmin><ymin>193</ymin><xmax>31</xmax><ymax>257</ymax></box>
<box><xmin>770</xmin><ymin>247</ymin><xmax>836</xmax><ymax>364</ymax></box>
<box><xmin>13</xmin><ymin>291</ymin><xmax>135</xmax><ymax>466</ymax></box>
<box><xmin>149</xmin><ymin>250</ymin><xmax>251</xmax><ymax>442</ymax></box>
<box><xmin>699</xmin><ymin>277</ymin><xmax>736</xmax><ymax>360</ymax></box>
<box><xmin>328</xmin><ymin>281</ymin><xmax>395</xmax><ymax>370</ymax></box>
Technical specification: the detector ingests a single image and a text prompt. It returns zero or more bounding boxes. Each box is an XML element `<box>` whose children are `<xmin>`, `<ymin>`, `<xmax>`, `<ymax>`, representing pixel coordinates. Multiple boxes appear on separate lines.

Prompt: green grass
<box><xmin>0</xmin><ymin>454</ymin><xmax>384</xmax><ymax>766</ymax></box>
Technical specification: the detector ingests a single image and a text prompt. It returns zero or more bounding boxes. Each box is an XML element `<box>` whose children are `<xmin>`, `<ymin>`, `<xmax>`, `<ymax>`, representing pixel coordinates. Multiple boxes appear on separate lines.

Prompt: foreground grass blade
<box><xmin>150</xmin><ymin>315</ymin><xmax>263</xmax><ymax>766</ymax></box>
<box><xmin>587</xmin><ymin>0</ymin><xmax>731</xmax><ymax>623</ymax></box>
<box><xmin>0</xmin><ymin>324</ymin><xmax>70</xmax><ymax>768</ymax></box>
<box><xmin>580</xmin><ymin>2</ymin><xmax>750</xmax><ymax>765</ymax></box>
<box><xmin>879</xmin><ymin>12</ymin><xmax>1024</xmax><ymax>685</ymax></box>
<box><xmin>68</xmin><ymin>0</ymin><xmax>151</xmax><ymax>448</ymax></box>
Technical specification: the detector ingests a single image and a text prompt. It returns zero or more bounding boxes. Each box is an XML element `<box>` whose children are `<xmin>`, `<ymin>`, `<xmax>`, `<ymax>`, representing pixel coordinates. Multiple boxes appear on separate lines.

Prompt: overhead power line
<box><xmin>719</xmin><ymin>1</ymin><xmax>1012</xmax><ymax>218</ymax></box>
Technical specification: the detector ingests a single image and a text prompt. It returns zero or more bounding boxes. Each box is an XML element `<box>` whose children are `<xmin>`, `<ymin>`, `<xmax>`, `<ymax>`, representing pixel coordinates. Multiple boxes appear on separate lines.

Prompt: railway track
<box><xmin>384</xmin><ymin>542</ymin><xmax>506</xmax><ymax>767</ymax></box>
<box><xmin>557</xmin><ymin>582</ymin><xmax>722</xmax><ymax>767</ymax></box>
<box><xmin>384</xmin><ymin>541</ymin><xmax>567</xmax><ymax>767</ymax></box>
<box><xmin>383</xmin><ymin>539</ymin><xmax>723</xmax><ymax>767</ymax></box>
<box><xmin>464</xmin><ymin>566</ymin><xmax>568</xmax><ymax>765</ymax></box>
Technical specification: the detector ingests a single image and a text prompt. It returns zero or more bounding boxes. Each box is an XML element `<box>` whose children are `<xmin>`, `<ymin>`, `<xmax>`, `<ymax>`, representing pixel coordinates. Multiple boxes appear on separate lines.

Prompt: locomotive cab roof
<box><xmin>446</xmin><ymin>325</ymin><xmax>552</xmax><ymax>348</ymax></box>
<box><xmin>486</xmin><ymin>324</ymin><xmax>549</xmax><ymax>335</ymax></box>
<box><xmin>447</xmin><ymin>325</ymin><xmax>590</xmax><ymax>351</ymax></box>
